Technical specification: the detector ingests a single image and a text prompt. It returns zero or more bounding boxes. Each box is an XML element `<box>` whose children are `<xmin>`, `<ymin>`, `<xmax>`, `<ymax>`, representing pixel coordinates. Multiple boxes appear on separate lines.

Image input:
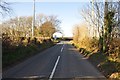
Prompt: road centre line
<box><xmin>61</xmin><ymin>47</ymin><xmax>63</xmax><ymax>52</ymax></box>
<box><xmin>61</xmin><ymin>44</ymin><xmax>64</xmax><ymax>52</ymax></box>
<box><xmin>49</xmin><ymin>44</ymin><xmax>64</xmax><ymax>79</ymax></box>
<box><xmin>63</xmin><ymin>44</ymin><xmax>64</xmax><ymax>47</ymax></box>
<box><xmin>49</xmin><ymin>56</ymin><xmax>60</xmax><ymax>80</ymax></box>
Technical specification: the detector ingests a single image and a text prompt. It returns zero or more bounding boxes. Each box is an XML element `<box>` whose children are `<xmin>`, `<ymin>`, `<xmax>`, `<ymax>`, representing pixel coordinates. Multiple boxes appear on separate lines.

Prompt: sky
<box><xmin>2</xmin><ymin>0</ymin><xmax>91</xmax><ymax>37</ymax></box>
<box><xmin>6</xmin><ymin>0</ymin><xmax>92</xmax><ymax>2</ymax></box>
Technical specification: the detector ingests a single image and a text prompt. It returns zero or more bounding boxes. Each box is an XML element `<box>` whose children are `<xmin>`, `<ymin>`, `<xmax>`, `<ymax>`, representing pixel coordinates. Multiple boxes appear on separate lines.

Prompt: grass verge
<box><xmin>2</xmin><ymin>41</ymin><xmax>55</xmax><ymax>71</ymax></box>
<box><xmin>73</xmin><ymin>44</ymin><xmax>120</xmax><ymax>79</ymax></box>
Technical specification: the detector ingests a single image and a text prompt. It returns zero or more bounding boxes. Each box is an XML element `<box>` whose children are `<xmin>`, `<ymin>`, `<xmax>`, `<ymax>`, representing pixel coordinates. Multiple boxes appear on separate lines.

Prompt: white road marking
<box><xmin>49</xmin><ymin>56</ymin><xmax>60</xmax><ymax>80</ymax></box>
<box><xmin>61</xmin><ymin>47</ymin><xmax>63</xmax><ymax>52</ymax></box>
<box><xmin>61</xmin><ymin>44</ymin><xmax>64</xmax><ymax>52</ymax></box>
<box><xmin>49</xmin><ymin>44</ymin><xmax>64</xmax><ymax>79</ymax></box>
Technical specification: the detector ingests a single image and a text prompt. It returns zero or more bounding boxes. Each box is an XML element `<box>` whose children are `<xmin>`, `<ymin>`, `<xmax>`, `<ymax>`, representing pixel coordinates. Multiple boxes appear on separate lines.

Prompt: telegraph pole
<box><xmin>118</xmin><ymin>1</ymin><xmax>120</xmax><ymax>29</ymax></box>
<box><xmin>92</xmin><ymin>0</ymin><xmax>95</xmax><ymax>37</ymax></box>
<box><xmin>32</xmin><ymin>0</ymin><xmax>35</xmax><ymax>37</ymax></box>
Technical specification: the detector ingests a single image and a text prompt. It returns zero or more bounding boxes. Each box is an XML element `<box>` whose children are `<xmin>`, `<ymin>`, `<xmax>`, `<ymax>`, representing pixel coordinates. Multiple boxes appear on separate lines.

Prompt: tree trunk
<box><xmin>103</xmin><ymin>0</ymin><xmax>108</xmax><ymax>53</ymax></box>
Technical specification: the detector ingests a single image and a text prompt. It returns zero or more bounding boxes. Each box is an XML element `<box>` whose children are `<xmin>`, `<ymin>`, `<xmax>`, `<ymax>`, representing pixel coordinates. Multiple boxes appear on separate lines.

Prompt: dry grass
<box><xmin>73</xmin><ymin>37</ymin><xmax>120</xmax><ymax>79</ymax></box>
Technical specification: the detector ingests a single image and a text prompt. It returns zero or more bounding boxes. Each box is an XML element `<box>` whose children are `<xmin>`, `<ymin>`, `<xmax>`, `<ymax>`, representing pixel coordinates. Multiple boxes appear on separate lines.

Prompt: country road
<box><xmin>2</xmin><ymin>41</ymin><xmax>106</xmax><ymax>80</ymax></box>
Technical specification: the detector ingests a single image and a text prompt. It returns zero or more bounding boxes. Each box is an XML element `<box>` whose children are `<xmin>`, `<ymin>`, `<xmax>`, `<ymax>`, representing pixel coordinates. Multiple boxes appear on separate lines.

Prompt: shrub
<box><xmin>74</xmin><ymin>37</ymin><xmax>99</xmax><ymax>53</ymax></box>
<box><xmin>108</xmin><ymin>38</ymin><xmax>120</xmax><ymax>62</ymax></box>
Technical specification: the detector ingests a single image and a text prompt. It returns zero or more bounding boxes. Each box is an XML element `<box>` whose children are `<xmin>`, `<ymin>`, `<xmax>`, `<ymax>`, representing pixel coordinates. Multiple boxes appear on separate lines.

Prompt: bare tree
<box><xmin>81</xmin><ymin>1</ymin><xmax>104</xmax><ymax>38</ymax></box>
<box><xmin>80</xmin><ymin>0</ymin><xmax>120</xmax><ymax>53</ymax></box>
<box><xmin>2</xmin><ymin>14</ymin><xmax>61</xmax><ymax>39</ymax></box>
<box><xmin>0</xmin><ymin>0</ymin><xmax>12</xmax><ymax>16</ymax></box>
<box><xmin>39</xmin><ymin>15</ymin><xmax>61</xmax><ymax>38</ymax></box>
